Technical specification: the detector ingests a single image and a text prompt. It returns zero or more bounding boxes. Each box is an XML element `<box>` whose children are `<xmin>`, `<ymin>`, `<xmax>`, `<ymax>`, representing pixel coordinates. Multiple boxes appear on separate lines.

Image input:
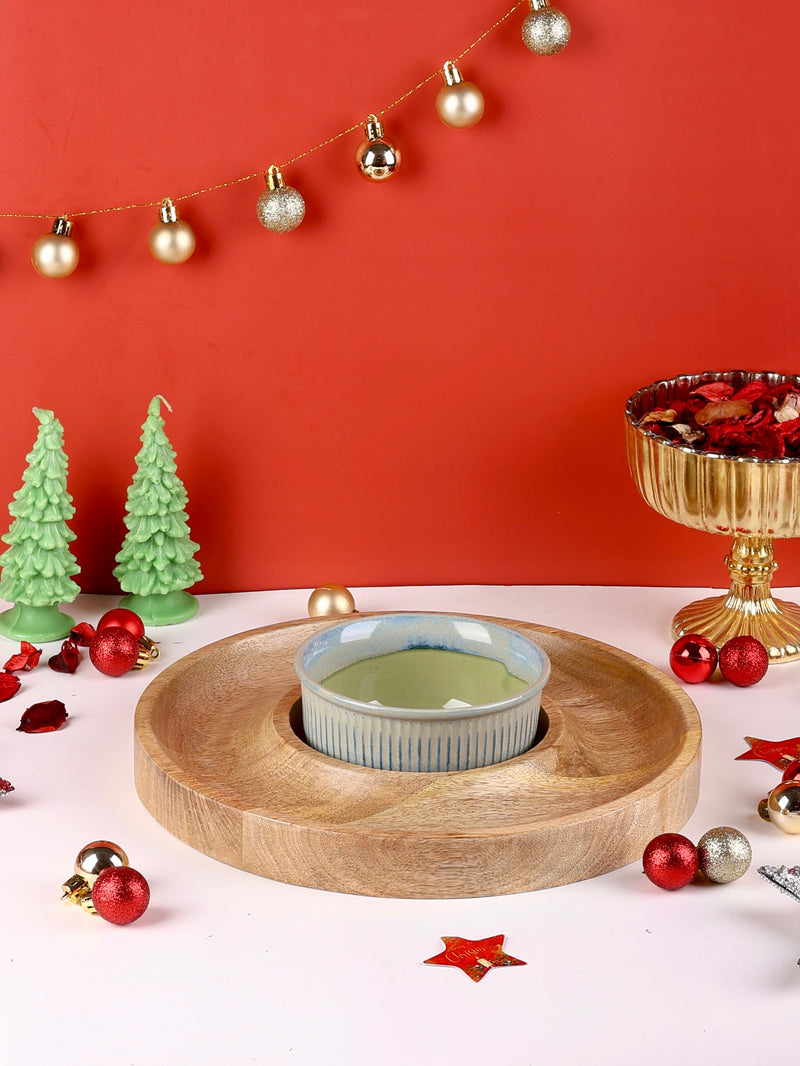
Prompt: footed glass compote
<box><xmin>625</xmin><ymin>370</ymin><xmax>800</xmax><ymax>663</ymax></box>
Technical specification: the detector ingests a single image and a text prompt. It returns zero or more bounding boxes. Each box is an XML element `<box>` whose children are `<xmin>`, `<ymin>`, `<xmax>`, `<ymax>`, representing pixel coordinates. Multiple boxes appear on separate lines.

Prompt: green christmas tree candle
<box><xmin>0</xmin><ymin>408</ymin><xmax>81</xmax><ymax>641</ymax></box>
<box><xmin>113</xmin><ymin>395</ymin><xmax>202</xmax><ymax>625</ymax></box>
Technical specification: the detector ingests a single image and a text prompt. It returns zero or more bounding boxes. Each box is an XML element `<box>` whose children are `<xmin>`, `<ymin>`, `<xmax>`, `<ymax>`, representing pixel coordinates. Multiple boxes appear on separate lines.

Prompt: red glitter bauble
<box><xmin>91</xmin><ymin>866</ymin><xmax>150</xmax><ymax>924</ymax></box>
<box><xmin>668</xmin><ymin>634</ymin><xmax>718</xmax><ymax>684</ymax></box>
<box><xmin>718</xmin><ymin>636</ymin><xmax>769</xmax><ymax>687</ymax></box>
<box><xmin>782</xmin><ymin>758</ymin><xmax>800</xmax><ymax>784</ymax></box>
<box><xmin>642</xmin><ymin>833</ymin><xmax>698</xmax><ymax>890</ymax></box>
<box><xmin>96</xmin><ymin>608</ymin><xmax>145</xmax><ymax>640</ymax></box>
<box><xmin>89</xmin><ymin>628</ymin><xmax>139</xmax><ymax>677</ymax></box>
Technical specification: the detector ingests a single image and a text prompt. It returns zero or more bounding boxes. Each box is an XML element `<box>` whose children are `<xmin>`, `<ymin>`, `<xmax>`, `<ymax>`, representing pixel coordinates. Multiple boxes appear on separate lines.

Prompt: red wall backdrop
<box><xmin>1</xmin><ymin>0</ymin><xmax>799</xmax><ymax>595</ymax></box>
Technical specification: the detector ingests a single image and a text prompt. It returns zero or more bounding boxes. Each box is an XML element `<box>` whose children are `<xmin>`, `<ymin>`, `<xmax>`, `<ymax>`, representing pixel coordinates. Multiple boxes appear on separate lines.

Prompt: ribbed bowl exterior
<box><xmin>300</xmin><ymin>685</ymin><xmax>542</xmax><ymax>772</ymax></box>
<box><xmin>295</xmin><ymin>613</ymin><xmax>550</xmax><ymax>773</ymax></box>
<box><xmin>625</xmin><ymin>370</ymin><xmax>800</xmax><ymax>537</ymax></box>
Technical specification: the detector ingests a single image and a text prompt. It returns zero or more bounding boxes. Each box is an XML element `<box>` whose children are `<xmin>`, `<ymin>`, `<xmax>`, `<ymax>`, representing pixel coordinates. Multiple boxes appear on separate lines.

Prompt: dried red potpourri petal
<box><xmin>3</xmin><ymin>641</ymin><xmax>42</xmax><ymax>673</ymax></box>
<box><xmin>48</xmin><ymin>640</ymin><xmax>80</xmax><ymax>674</ymax></box>
<box><xmin>69</xmin><ymin>622</ymin><xmax>96</xmax><ymax>647</ymax></box>
<box><xmin>0</xmin><ymin>672</ymin><xmax>21</xmax><ymax>702</ymax></box>
<box><xmin>17</xmin><ymin>699</ymin><xmax>68</xmax><ymax>733</ymax></box>
<box><xmin>0</xmin><ymin>778</ymin><xmax>14</xmax><ymax>796</ymax></box>
<box><xmin>692</xmin><ymin>382</ymin><xmax>735</xmax><ymax>402</ymax></box>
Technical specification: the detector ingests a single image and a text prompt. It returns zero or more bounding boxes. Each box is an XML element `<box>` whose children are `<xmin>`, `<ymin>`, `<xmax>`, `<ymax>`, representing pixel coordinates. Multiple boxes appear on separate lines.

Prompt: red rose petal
<box><xmin>48</xmin><ymin>640</ymin><xmax>80</xmax><ymax>674</ymax></box>
<box><xmin>69</xmin><ymin>622</ymin><xmax>96</xmax><ymax>647</ymax></box>
<box><xmin>692</xmin><ymin>382</ymin><xmax>735</xmax><ymax>401</ymax></box>
<box><xmin>17</xmin><ymin>699</ymin><xmax>68</xmax><ymax>733</ymax></box>
<box><xmin>3</xmin><ymin>641</ymin><xmax>42</xmax><ymax>672</ymax></box>
<box><xmin>732</xmin><ymin>381</ymin><xmax>769</xmax><ymax>403</ymax></box>
<box><xmin>0</xmin><ymin>672</ymin><xmax>21</xmax><ymax>701</ymax></box>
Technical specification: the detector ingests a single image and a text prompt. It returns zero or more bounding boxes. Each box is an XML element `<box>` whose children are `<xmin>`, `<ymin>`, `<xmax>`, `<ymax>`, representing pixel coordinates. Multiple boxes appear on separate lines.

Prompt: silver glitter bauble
<box><xmin>521</xmin><ymin>1</ymin><xmax>571</xmax><ymax>56</ymax></box>
<box><xmin>257</xmin><ymin>186</ymin><xmax>306</xmax><ymax>233</ymax></box>
<box><xmin>697</xmin><ymin>826</ymin><xmax>752</xmax><ymax>883</ymax></box>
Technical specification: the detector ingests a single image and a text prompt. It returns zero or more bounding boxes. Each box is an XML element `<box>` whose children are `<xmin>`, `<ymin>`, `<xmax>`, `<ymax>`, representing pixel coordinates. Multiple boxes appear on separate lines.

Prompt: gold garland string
<box><xmin>0</xmin><ymin>0</ymin><xmax>532</xmax><ymax>221</ymax></box>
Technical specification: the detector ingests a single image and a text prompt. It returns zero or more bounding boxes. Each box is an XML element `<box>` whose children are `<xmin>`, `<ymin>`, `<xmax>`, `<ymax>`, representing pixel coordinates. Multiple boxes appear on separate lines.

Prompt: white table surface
<box><xmin>3</xmin><ymin>584</ymin><xmax>799</xmax><ymax>1065</ymax></box>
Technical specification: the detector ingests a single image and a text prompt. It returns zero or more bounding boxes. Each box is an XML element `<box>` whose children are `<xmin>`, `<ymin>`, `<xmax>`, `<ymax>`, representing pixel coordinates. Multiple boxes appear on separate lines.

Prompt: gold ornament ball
<box><xmin>696</xmin><ymin>826</ymin><xmax>752</xmax><ymax>883</ymax></box>
<box><xmin>149</xmin><ymin>220</ymin><xmax>196</xmax><ymax>264</ymax></box>
<box><xmin>32</xmin><ymin>232</ymin><xmax>79</xmax><ymax>278</ymax></box>
<box><xmin>308</xmin><ymin>584</ymin><xmax>356</xmax><ymax>617</ymax></box>
<box><xmin>356</xmin><ymin>139</ymin><xmax>401</xmax><ymax>182</ymax></box>
<box><xmin>75</xmin><ymin>841</ymin><xmax>129</xmax><ymax>887</ymax></box>
<box><xmin>521</xmin><ymin>6</ymin><xmax>571</xmax><ymax>56</ymax></box>
<box><xmin>435</xmin><ymin>81</ymin><xmax>485</xmax><ymax>129</ymax></box>
<box><xmin>256</xmin><ymin>187</ymin><xmax>306</xmax><ymax>233</ymax></box>
<box><xmin>767</xmin><ymin>782</ymin><xmax>800</xmax><ymax>833</ymax></box>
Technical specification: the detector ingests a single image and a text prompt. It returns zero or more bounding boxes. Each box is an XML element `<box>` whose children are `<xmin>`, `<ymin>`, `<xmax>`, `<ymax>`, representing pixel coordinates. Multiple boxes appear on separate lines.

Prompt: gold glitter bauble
<box><xmin>32</xmin><ymin>217</ymin><xmax>79</xmax><ymax>278</ymax></box>
<box><xmin>767</xmin><ymin>782</ymin><xmax>800</xmax><ymax>834</ymax></box>
<box><xmin>696</xmin><ymin>827</ymin><xmax>752</xmax><ymax>883</ymax></box>
<box><xmin>257</xmin><ymin>166</ymin><xmax>305</xmax><ymax>233</ymax></box>
<box><xmin>257</xmin><ymin>187</ymin><xmax>306</xmax><ymax>233</ymax></box>
<box><xmin>521</xmin><ymin>1</ymin><xmax>571</xmax><ymax>56</ymax></box>
<box><xmin>308</xmin><ymin>584</ymin><xmax>356</xmax><ymax>617</ymax></box>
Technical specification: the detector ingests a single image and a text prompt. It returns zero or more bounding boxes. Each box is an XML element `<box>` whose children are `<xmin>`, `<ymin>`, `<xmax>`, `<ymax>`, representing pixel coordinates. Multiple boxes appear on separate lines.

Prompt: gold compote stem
<box><xmin>625</xmin><ymin>370</ymin><xmax>800</xmax><ymax>664</ymax></box>
<box><xmin>673</xmin><ymin>534</ymin><xmax>800</xmax><ymax>660</ymax></box>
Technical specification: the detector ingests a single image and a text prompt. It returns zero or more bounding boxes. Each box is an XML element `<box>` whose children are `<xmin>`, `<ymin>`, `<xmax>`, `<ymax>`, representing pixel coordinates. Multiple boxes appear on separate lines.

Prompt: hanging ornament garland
<box><xmin>1</xmin><ymin>0</ymin><xmax>571</xmax><ymax>276</ymax></box>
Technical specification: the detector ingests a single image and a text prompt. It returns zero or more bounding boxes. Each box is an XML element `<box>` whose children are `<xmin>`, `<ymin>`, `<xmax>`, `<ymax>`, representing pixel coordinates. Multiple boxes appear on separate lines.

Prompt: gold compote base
<box><xmin>625</xmin><ymin>370</ymin><xmax>800</xmax><ymax>663</ymax></box>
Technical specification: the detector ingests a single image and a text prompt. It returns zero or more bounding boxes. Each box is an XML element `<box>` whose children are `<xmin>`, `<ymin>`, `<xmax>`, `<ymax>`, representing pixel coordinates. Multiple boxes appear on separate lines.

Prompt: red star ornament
<box><xmin>736</xmin><ymin>736</ymin><xmax>800</xmax><ymax>770</ymax></box>
<box><xmin>424</xmin><ymin>935</ymin><xmax>526</xmax><ymax>982</ymax></box>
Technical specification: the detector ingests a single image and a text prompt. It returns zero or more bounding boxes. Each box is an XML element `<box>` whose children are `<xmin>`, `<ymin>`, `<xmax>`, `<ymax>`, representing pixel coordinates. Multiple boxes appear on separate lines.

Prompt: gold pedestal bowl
<box><xmin>625</xmin><ymin>370</ymin><xmax>800</xmax><ymax>663</ymax></box>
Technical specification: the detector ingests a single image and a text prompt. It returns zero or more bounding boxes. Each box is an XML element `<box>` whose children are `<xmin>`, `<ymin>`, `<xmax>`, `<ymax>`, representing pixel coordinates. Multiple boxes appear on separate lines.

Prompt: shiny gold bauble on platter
<box><xmin>435</xmin><ymin>61</ymin><xmax>484</xmax><ymax>129</ymax></box>
<box><xmin>32</xmin><ymin>217</ymin><xmax>79</xmax><ymax>278</ymax></box>
<box><xmin>307</xmin><ymin>584</ymin><xmax>357</xmax><ymax>617</ymax></box>
<box><xmin>148</xmin><ymin>198</ymin><xmax>196</xmax><ymax>264</ymax></box>
<box><xmin>356</xmin><ymin>115</ymin><xmax>401</xmax><ymax>182</ymax></box>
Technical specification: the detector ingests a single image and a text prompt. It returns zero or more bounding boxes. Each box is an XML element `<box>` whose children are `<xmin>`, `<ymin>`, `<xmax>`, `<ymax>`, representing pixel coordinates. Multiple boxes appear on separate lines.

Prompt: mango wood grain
<box><xmin>134</xmin><ymin>615</ymin><xmax>702</xmax><ymax>898</ymax></box>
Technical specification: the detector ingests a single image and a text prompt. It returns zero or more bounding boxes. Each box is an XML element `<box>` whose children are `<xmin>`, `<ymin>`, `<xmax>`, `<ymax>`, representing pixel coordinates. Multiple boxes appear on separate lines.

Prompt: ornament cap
<box><xmin>364</xmin><ymin>114</ymin><xmax>384</xmax><ymax>142</ymax></box>
<box><xmin>52</xmin><ymin>216</ymin><xmax>72</xmax><ymax>237</ymax></box>
<box><xmin>266</xmin><ymin>165</ymin><xmax>286</xmax><ymax>192</ymax></box>
<box><xmin>60</xmin><ymin>874</ymin><xmax>97</xmax><ymax>913</ymax></box>
<box><xmin>441</xmin><ymin>61</ymin><xmax>463</xmax><ymax>87</ymax></box>
<box><xmin>529</xmin><ymin>0</ymin><xmax>551</xmax><ymax>9</ymax></box>
<box><xmin>133</xmin><ymin>635</ymin><xmax>160</xmax><ymax>669</ymax></box>
<box><xmin>158</xmin><ymin>198</ymin><xmax>178</xmax><ymax>225</ymax></box>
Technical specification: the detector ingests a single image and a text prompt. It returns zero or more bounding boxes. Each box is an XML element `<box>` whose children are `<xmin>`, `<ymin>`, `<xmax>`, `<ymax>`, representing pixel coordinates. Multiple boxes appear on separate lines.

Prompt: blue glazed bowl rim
<box><xmin>293</xmin><ymin>612</ymin><xmax>551</xmax><ymax>721</ymax></box>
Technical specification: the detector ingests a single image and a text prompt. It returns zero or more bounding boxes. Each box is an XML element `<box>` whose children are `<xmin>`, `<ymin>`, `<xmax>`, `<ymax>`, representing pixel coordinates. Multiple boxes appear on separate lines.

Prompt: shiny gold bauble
<box><xmin>32</xmin><ymin>217</ymin><xmax>79</xmax><ymax>278</ymax></box>
<box><xmin>435</xmin><ymin>62</ymin><xmax>484</xmax><ymax>129</ymax></box>
<box><xmin>696</xmin><ymin>826</ymin><xmax>752</xmax><ymax>883</ymax></box>
<box><xmin>75</xmin><ymin>840</ymin><xmax>129</xmax><ymax>887</ymax></box>
<box><xmin>356</xmin><ymin>115</ymin><xmax>400</xmax><ymax>182</ymax></box>
<box><xmin>308</xmin><ymin>583</ymin><xmax>356</xmax><ymax>617</ymax></box>
<box><xmin>521</xmin><ymin>0</ymin><xmax>571</xmax><ymax>56</ymax></box>
<box><xmin>767</xmin><ymin>782</ymin><xmax>800</xmax><ymax>834</ymax></box>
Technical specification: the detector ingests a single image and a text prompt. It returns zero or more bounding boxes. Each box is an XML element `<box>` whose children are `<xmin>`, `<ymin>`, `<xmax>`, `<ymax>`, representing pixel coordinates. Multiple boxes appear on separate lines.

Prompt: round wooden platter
<box><xmin>134</xmin><ymin>615</ymin><xmax>702</xmax><ymax>899</ymax></box>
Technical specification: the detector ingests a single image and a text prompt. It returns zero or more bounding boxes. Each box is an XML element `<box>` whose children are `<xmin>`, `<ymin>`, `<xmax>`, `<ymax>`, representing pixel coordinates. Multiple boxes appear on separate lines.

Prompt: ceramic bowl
<box><xmin>293</xmin><ymin>613</ymin><xmax>551</xmax><ymax>772</ymax></box>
